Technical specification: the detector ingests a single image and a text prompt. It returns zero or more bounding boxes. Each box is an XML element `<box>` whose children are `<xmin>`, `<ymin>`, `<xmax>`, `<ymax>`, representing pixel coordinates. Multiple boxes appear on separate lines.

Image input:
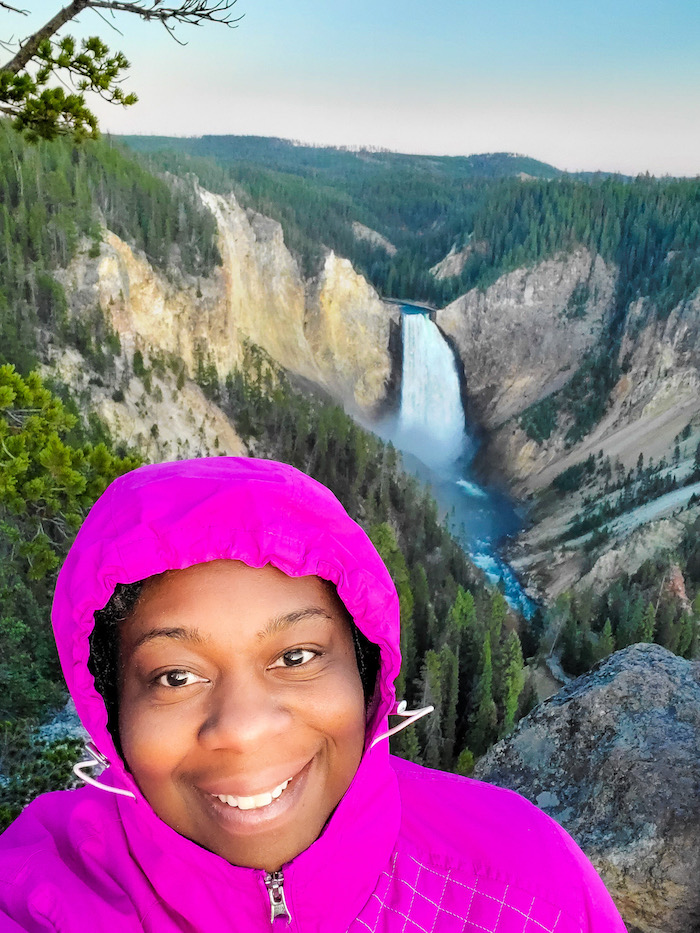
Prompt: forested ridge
<box><xmin>0</xmin><ymin>123</ymin><xmax>221</xmax><ymax>373</ymax></box>
<box><xmin>122</xmin><ymin>134</ymin><xmax>700</xmax><ymax>312</ymax></box>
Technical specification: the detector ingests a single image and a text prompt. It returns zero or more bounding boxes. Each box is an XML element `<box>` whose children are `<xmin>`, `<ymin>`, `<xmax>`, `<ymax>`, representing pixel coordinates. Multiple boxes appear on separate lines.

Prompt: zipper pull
<box><xmin>264</xmin><ymin>871</ymin><xmax>291</xmax><ymax>925</ymax></box>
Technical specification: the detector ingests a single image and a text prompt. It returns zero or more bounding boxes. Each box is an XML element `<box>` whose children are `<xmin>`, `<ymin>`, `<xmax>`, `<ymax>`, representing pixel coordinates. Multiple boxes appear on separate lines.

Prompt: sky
<box><xmin>3</xmin><ymin>0</ymin><xmax>700</xmax><ymax>176</ymax></box>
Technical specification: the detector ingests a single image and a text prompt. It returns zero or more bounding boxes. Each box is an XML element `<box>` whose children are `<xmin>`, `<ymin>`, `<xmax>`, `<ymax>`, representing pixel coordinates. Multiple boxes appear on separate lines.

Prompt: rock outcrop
<box><xmin>474</xmin><ymin>644</ymin><xmax>700</xmax><ymax>933</ymax></box>
<box><xmin>43</xmin><ymin>345</ymin><xmax>247</xmax><ymax>462</ymax></box>
<box><xmin>430</xmin><ymin>241</ymin><xmax>482</xmax><ymax>280</ymax></box>
<box><xmin>351</xmin><ymin>221</ymin><xmax>397</xmax><ymax>256</ymax></box>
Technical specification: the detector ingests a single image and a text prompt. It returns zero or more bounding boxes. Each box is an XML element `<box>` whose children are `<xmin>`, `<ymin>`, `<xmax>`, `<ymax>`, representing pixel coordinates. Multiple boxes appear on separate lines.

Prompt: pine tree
<box><xmin>469</xmin><ymin>632</ymin><xmax>498</xmax><ymax>756</ymax></box>
<box><xmin>597</xmin><ymin>618</ymin><xmax>615</xmax><ymax>660</ymax></box>
<box><xmin>489</xmin><ymin>590</ymin><xmax>507</xmax><ymax>654</ymax></box>
<box><xmin>439</xmin><ymin>644</ymin><xmax>459</xmax><ymax>769</ymax></box>
<box><xmin>676</xmin><ymin>614</ymin><xmax>694</xmax><ymax>658</ymax></box>
<box><xmin>640</xmin><ymin>603</ymin><xmax>656</xmax><ymax>643</ymax></box>
<box><xmin>500</xmin><ymin>631</ymin><xmax>525</xmax><ymax>736</ymax></box>
<box><xmin>560</xmin><ymin>616</ymin><xmax>580</xmax><ymax>674</ymax></box>
<box><xmin>368</xmin><ymin>522</ymin><xmax>415</xmax><ymax>694</ymax></box>
<box><xmin>455</xmin><ymin>748</ymin><xmax>475</xmax><ymax>776</ymax></box>
<box><xmin>418</xmin><ymin>650</ymin><xmax>444</xmax><ymax>769</ymax></box>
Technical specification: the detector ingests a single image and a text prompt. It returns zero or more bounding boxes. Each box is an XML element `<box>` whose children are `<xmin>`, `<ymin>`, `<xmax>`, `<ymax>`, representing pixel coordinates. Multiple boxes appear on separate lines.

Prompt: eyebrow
<box><xmin>258</xmin><ymin>607</ymin><xmax>335</xmax><ymax>640</ymax></box>
<box><xmin>131</xmin><ymin>627</ymin><xmax>211</xmax><ymax>652</ymax></box>
<box><xmin>130</xmin><ymin>608</ymin><xmax>335</xmax><ymax>652</ymax></box>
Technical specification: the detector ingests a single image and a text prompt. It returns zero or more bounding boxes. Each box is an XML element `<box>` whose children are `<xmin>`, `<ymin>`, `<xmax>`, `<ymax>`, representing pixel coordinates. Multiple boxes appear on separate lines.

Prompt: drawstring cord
<box><xmin>369</xmin><ymin>700</ymin><xmax>434</xmax><ymax>749</ymax></box>
<box><xmin>73</xmin><ymin>742</ymin><xmax>137</xmax><ymax>800</ymax></box>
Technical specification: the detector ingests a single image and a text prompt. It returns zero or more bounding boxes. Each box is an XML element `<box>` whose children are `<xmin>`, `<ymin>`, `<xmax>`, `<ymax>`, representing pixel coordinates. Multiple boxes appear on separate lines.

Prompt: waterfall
<box><xmin>397</xmin><ymin>311</ymin><xmax>468</xmax><ymax>469</ymax></box>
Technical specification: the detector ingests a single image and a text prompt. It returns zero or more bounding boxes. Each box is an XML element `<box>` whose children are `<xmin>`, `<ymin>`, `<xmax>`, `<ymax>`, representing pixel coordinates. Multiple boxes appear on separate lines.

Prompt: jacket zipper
<box><xmin>264</xmin><ymin>870</ymin><xmax>291</xmax><ymax>925</ymax></box>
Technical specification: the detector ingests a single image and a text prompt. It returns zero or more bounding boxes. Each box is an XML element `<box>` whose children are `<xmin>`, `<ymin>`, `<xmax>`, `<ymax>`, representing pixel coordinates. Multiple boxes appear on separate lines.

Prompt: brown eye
<box><xmin>156</xmin><ymin>670</ymin><xmax>203</xmax><ymax>688</ymax></box>
<box><xmin>271</xmin><ymin>649</ymin><xmax>318</xmax><ymax>668</ymax></box>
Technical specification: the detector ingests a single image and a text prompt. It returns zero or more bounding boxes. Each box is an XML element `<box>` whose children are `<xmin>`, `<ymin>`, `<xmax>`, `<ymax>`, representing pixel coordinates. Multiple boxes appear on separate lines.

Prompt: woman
<box><xmin>0</xmin><ymin>457</ymin><xmax>626</xmax><ymax>931</ymax></box>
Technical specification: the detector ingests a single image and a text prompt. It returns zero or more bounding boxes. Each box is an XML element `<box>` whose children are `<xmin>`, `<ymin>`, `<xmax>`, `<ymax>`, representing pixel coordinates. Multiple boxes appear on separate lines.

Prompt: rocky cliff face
<box><xmin>351</xmin><ymin>221</ymin><xmax>397</xmax><ymax>256</ymax></box>
<box><xmin>43</xmin><ymin>345</ymin><xmax>247</xmax><ymax>463</ymax></box>
<box><xmin>197</xmin><ymin>190</ymin><xmax>398</xmax><ymax>413</ymax></box>
<box><xmin>56</xmin><ymin>187</ymin><xmax>398</xmax><ymax>421</ymax></box>
<box><xmin>436</xmin><ymin>248</ymin><xmax>616</xmax><ymax>429</ymax></box>
<box><xmin>513</xmin><ymin>290</ymin><xmax>700</xmax><ymax>496</ymax></box>
<box><xmin>474</xmin><ymin>644</ymin><xmax>700</xmax><ymax>933</ymax></box>
<box><xmin>438</xmin><ymin>250</ymin><xmax>700</xmax><ymax>496</ymax></box>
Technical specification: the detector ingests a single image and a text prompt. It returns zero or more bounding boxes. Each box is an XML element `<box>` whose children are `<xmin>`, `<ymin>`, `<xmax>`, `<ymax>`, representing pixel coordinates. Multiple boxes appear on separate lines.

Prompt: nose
<box><xmin>198</xmin><ymin>674</ymin><xmax>290</xmax><ymax>752</ymax></box>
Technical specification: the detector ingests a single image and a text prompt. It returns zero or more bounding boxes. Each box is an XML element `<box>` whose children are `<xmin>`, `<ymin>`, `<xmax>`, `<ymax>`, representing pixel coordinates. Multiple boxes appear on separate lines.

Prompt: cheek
<box><xmin>119</xmin><ymin>697</ymin><xmax>191</xmax><ymax>787</ymax></box>
<box><xmin>316</xmin><ymin>668</ymin><xmax>367</xmax><ymax>769</ymax></box>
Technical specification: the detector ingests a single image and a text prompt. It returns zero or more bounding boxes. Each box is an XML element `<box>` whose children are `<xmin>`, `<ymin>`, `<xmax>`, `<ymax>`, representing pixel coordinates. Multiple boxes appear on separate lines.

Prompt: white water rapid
<box><xmin>396</xmin><ymin>312</ymin><xmax>468</xmax><ymax>468</ymax></box>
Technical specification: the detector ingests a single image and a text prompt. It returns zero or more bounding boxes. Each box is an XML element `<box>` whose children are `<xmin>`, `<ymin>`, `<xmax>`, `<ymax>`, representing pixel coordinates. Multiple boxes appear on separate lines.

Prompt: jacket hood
<box><xmin>52</xmin><ymin>457</ymin><xmax>402</xmax><ymax>781</ymax></box>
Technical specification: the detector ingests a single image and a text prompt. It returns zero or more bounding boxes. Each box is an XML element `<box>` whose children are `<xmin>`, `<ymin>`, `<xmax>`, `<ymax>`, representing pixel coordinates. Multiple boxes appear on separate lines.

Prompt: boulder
<box><xmin>474</xmin><ymin>644</ymin><xmax>700</xmax><ymax>933</ymax></box>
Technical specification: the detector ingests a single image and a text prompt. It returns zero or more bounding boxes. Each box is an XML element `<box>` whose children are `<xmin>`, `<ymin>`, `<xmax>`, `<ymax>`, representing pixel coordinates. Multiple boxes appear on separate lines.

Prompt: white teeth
<box><xmin>214</xmin><ymin>779</ymin><xmax>290</xmax><ymax>811</ymax></box>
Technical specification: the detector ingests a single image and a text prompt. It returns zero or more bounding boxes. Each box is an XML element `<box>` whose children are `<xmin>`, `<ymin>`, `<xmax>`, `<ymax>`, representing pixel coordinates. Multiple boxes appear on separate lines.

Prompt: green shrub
<box><xmin>0</xmin><ymin>720</ymin><xmax>83</xmax><ymax>831</ymax></box>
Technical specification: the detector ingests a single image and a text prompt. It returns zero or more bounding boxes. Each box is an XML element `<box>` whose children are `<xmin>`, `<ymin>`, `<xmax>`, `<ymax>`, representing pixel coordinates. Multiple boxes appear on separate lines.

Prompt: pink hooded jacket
<box><xmin>0</xmin><ymin>458</ymin><xmax>626</xmax><ymax>932</ymax></box>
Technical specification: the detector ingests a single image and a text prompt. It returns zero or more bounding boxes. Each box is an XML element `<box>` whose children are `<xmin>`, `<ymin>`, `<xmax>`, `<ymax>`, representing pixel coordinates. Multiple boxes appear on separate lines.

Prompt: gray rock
<box><xmin>474</xmin><ymin>644</ymin><xmax>700</xmax><ymax>933</ymax></box>
<box><xmin>37</xmin><ymin>698</ymin><xmax>89</xmax><ymax>745</ymax></box>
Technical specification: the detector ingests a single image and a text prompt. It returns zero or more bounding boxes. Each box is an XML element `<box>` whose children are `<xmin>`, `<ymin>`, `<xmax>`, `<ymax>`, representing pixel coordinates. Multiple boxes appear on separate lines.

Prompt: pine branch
<box><xmin>1</xmin><ymin>1</ymin><xmax>240</xmax><ymax>74</ymax></box>
<box><xmin>2</xmin><ymin>1</ymin><xmax>91</xmax><ymax>74</ymax></box>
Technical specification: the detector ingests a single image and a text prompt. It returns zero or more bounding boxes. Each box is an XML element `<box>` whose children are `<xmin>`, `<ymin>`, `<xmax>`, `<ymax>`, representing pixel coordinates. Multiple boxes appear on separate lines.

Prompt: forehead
<box><xmin>124</xmin><ymin>560</ymin><xmax>349</xmax><ymax>637</ymax></box>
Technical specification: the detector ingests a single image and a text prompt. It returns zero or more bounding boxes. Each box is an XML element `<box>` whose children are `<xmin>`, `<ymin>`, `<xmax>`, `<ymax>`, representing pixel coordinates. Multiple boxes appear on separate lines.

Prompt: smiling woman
<box><xmin>116</xmin><ymin>561</ymin><xmax>367</xmax><ymax>871</ymax></box>
<box><xmin>0</xmin><ymin>458</ymin><xmax>626</xmax><ymax>931</ymax></box>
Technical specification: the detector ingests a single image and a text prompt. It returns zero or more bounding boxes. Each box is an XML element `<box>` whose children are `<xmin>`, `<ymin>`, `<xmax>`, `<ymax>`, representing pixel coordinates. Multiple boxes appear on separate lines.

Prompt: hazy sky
<box><xmin>4</xmin><ymin>0</ymin><xmax>700</xmax><ymax>175</ymax></box>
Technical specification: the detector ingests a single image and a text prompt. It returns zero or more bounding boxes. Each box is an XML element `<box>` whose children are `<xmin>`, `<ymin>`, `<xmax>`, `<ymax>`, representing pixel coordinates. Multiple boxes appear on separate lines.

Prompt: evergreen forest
<box><xmin>123</xmin><ymin>134</ymin><xmax>700</xmax><ymax>318</ymax></box>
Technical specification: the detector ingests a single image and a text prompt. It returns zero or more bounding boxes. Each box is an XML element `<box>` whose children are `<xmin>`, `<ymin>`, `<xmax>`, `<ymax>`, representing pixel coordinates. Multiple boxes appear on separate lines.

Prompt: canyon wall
<box><xmin>438</xmin><ymin>248</ymin><xmax>700</xmax><ymax>494</ymax></box>
<box><xmin>436</xmin><ymin>248</ymin><xmax>616</xmax><ymax>429</ymax></box>
<box><xmin>437</xmin><ymin>248</ymin><xmax>700</xmax><ymax>596</ymax></box>
<box><xmin>55</xmin><ymin>188</ymin><xmax>398</xmax><ymax>423</ymax></box>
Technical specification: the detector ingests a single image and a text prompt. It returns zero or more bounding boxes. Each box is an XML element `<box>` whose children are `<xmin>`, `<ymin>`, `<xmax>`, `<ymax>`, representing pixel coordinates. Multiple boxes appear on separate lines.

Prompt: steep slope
<box><xmin>480</xmin><ymin>289</ymin><xmax>700</xmax><ymax>493</ymax></box>
<box><xmin>436</xmin><ymin>247</ymin><xmax>617</xmax><ymax>428</ymax></box>
<box><xmin>53</xmin><ymin>186</ymin><xmax>399</xmax><ymax>445</ymax></box>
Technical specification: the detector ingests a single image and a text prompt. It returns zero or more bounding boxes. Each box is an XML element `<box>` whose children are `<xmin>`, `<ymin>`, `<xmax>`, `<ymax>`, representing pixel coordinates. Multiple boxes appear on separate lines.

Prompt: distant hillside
<box><xmin>119</xmin><ymin>135</ymin><xmax>689</xmax><ymax>316</ymax></box>
<box><xmin>119</xmin><ymin>135</ymin><xmax>565</xmax><ymax>303</ymax></box>
<box><xmin>120</xmin><ymin>135</ymin><xmax>562</xmax><ymax>182</ymax></box>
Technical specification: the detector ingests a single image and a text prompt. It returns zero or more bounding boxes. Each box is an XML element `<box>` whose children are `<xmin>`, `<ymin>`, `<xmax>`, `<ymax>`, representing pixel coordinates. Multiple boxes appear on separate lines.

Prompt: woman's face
<box><xmin>118</xmin><ymin>560</ymin><xmax>366</xmax><ymax>871</ymax></box>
